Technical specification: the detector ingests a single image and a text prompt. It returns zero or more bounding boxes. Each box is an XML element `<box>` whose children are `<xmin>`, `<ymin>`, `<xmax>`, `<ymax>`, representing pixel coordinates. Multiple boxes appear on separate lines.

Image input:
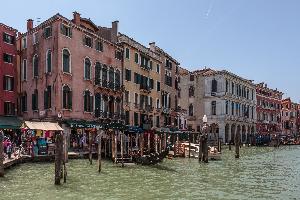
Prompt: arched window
<box><xmin>84</xmin><ymin>90</ymin><xmax>93</xmax><ymax>112</ymax></box>
<box><xmin>211</xmin><ymin>101</ymin><xmax>216</xmax><ymax>115</ymax></box>
<box><xmin>95</xmin><ymin>93</ymin><xmax>101</xmax><ymax>118</ymax></box>
<box><xmin>62</xmin><ymin>85</ymin><xmax>72</xmax><ymax>109</ymax></box>
<box><xmin>62</xmin><ymin>49</ymin><xmax>71</xmax><ymax>73</ymax></box>
<box><xmin>189</xmin><ymin>104</ymin><xmax>193</xmax><ymax>116</ymax></box>
<box><xmin>212</xmin><ymin>79</ymin><xmax>217</xmax><ymax>93</ymax></box>
<box><xmin>102</xmin><ymin>65</ymin><xmax>108</xmax><ymax>87</ymax></box>
<box><xmin>95</xmin><ymin>62</ymin><xmax>102</xmax><ymax>85</ymax></box>
<box><xmin>46</xmin><ymin>49</ymin><xmax>52</xmax><ymax>73</ymax></box>
<box><xmin>33</xmin><ymin>55</ymin><xmax>39</xmax><ymax>78</ymax></box>
<box><xmin>109</xmin><ymin>67</ymin><xmax>114</xmax><ymax>89</ymax></box>
<box><xmin>32</xmin><ymin>89</ymin><xmax>38</xmax><ymax>110</ymax></box>
<box><xmin>189</xmin><ymin>86</ymin><xmax>194</xmax><ymax>97</ymax></box>
<box><xmin>84</xmin><ymin>58</ymin><xmax>91</xmax><ymax>80</ymax></box>
<box><xmin>115</xmin><ymin>69</ymin><xmax>120</xmax><ymax>90</ymax></box>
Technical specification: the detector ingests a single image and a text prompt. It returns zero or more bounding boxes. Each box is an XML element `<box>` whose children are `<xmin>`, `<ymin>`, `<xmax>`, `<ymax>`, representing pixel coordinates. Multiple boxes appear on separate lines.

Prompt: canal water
<box><xmin>0</xmin><ymin>146</ymin><xmax>300</xmax><ymax>200</ymax></box>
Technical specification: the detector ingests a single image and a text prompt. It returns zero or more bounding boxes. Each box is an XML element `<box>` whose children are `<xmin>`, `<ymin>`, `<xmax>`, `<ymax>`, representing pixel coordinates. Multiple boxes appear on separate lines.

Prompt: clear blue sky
<box><xmin>1</xmin><ymin>0</ymin><xmax>299</xmax><ymax>101</ymax></box>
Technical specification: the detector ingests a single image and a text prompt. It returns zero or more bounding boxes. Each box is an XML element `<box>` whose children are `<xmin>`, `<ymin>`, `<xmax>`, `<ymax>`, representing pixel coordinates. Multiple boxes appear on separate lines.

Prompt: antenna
<box><xmin>36</xmin><ymin>17</ymin><xmax>41</xmax><ymax>25</ymax></box>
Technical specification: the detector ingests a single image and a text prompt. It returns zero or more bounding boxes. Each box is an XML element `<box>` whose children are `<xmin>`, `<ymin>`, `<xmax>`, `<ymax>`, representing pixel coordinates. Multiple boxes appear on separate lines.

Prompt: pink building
<box><xmin>17</xmin><ymin>12</ymin><xmax>123</xmax><ymax>132</ymax></box>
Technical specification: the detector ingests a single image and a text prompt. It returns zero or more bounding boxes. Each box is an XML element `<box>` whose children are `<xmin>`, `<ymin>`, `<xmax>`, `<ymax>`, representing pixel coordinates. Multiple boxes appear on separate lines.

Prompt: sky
<box><xmin>1</xmin><ymin>0</ymin><xmax>299</xmax><ymax>101</ymax></box>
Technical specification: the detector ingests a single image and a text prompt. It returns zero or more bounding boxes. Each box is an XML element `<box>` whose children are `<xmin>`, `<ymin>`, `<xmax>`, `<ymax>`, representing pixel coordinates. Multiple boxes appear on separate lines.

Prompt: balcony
<box><xmin>162</xmin><ymin>107</ymin><xmax>171</xmax><ymax>115</ymax></box>
<box><xmin>94</xmin><ymin>79</ymin><xmax>122</xmax><ymax>92</ymax></box>
<box><xmin>139</xmin><ymin>84</ymin><xmax>151</xmax><ymax>93</ymax></box>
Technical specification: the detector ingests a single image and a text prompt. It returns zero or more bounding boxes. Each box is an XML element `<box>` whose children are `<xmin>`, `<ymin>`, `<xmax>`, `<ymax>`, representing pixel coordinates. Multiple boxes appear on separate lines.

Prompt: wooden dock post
<box><xmin>188</xmin><ymin>132</ymin><xmax>191</xmax><ymax>158</ymax></box>
<box><xmin>203</xmin><ymin>134</ymin><xmax>208</xmax><ymax>163</ymax></box>
<box><xmin>120</xmin><ymin>131</ymin><xmax>124</xmax><ymax>167</ymax></box>
<box><xmin>98</xmin><ymin>131</ymin><xmax>102</xmax><ymax>173</ymax></box>
<box><xmin>89</xmin><ymin>131</ymin><xmax>92</xmax><ymax>165</ymax></box>
<box><xmin>111</xmin><ymin>131</ymin><xmax>115</xmax><ymax>162</ymax></box>
<box><xmin>0</xmin><ymin>131</ymin><xmax>4</xmax><ymax>177</ymax></box>
<box><xmin>55</xmin><ymin>132</ymin><xmax>63</xmax><ymax>185</ymax></box>
<box><xmin>198</xmin><ymin>134</ymin><xmax>203</xmax><ymax>162</ymax></box>
<box><xmin>235</xmin><ymin>133</ymin><xmax>240</xmax><ymax>159</ymax></box>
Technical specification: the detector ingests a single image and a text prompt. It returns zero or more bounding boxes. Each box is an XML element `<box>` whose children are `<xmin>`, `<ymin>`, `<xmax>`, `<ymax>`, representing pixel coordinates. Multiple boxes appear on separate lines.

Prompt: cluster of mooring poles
<box><xmin>54</xmin><ymin>131</ymin><xmax>68</xmax><ymax>185</ymax></box>
<box><xmin>0</xmin><ymin>131</ymin><xmax>4</xmax><ymax>177</ymax></box>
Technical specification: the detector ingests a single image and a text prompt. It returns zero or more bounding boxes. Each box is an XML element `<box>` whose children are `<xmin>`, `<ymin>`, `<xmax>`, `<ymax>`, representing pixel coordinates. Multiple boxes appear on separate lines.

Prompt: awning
<box><xmin>65</xmin><ymin>120</ymin><xmax>103</xmax><ymax>129</ymax></box>
<box><xmin>0</xmin><ymin>116</ymin><xmax>22</xmax><ymax>129</ymax></box>
<box><xmin>23</xmin><ymin>121</ymin><xmax>63</xmax><ymax>131</ymax></box>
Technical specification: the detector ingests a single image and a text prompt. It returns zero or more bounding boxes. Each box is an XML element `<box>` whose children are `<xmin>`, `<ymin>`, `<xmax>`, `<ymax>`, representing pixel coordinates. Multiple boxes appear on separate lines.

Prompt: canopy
<box><xmin>23</xmin><ymin>121</ymin><xmax>63</xmax><ymax>131</ymax></box>
<box><xmin>65</xmin><ymin>120</ymin><xmax>103</xmax><ymax>129</ymax></box>
<box><xmin>0</xmin><ymin>116</ymin><xmax>22</xmax><ymax>129</ymax></box>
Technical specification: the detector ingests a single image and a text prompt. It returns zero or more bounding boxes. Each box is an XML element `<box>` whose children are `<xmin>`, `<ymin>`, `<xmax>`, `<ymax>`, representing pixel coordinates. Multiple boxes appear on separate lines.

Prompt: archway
<box><xmin>242</xmin><ymin>125</ymin><xmax>246</xmax><ymax>143</ymax></box>
<box><xmin>231</xmin><ymin>124</ymin><xmax>236</xmax><ymax>144</ymax></box>
<box><xmin>225</xmin><ymin>124</ymin><xmax>230</xmax><ymax>144</ymax></box>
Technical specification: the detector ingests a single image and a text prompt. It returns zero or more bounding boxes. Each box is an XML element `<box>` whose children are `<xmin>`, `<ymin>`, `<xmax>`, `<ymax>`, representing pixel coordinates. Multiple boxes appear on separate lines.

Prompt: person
<box><xmin>7</xmin><ymin>142</ymin><xmax>12</xmax><ymax>159</ymax></box>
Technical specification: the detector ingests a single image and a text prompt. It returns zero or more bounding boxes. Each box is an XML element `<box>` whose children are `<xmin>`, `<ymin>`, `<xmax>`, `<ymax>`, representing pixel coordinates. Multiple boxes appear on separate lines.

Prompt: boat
<box><xmin>133</xmin><ymin>149</ymin><xmax>169</xmax><ymax>165</ymax></box>
<box><xmin>182</xmin><ymin>143</ymin><xmax>222</xmax><ymax>161</ymax></box>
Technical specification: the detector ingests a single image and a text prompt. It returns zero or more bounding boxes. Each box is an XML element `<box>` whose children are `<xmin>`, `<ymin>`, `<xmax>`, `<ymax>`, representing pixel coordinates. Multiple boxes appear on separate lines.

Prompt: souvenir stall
<box><xmin>21</xmin><ymin>121</ymin><xmax>63</xmax><ymax>157</ymax></box>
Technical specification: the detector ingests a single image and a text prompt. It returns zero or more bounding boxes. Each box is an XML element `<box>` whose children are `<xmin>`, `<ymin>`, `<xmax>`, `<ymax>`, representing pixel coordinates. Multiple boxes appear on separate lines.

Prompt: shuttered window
<box><xmin>44</xmin><ymin>86</ymin><xmax>51</xmax><ymax>109</ymax></box>
<box><xmin>84</xmin><ymin>90</ymin><xmax>93</xmax><ymax>112</ymax></box>
<box><xmin>62</xmin><ymin>85</ymin><xmax>72</xmax><ymax>109</ymax></box>
<box><xmin>33</xmin><ymin>55</ymin><xmax>39</xmax><ymax>78</ymax></box>
<box><xmin>62</xmin><ymin>49</ymin><xmax>71</xmax><ymax>73</ymax></box>
<box><xmin>32</xmin><ymin>89</ymin><xmax>38</xmax><ymax>111</ymax></box>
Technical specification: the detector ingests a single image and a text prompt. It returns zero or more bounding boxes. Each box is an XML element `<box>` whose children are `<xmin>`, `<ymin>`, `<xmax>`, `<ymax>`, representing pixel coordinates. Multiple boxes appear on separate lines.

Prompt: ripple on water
<box><xmin>1</xmin><ymin>146</ymin><xmax>300</xmax><ymax>200</ymax></box>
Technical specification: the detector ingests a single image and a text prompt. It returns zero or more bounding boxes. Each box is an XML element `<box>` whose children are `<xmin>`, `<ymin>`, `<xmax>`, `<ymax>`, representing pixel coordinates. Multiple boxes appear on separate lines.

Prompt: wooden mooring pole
<box><xmin>198</xmin><ymin>134</ymin><xmax>203</xmax><ymax>162</ymax></box>
<box><xmin>235</xmin><ymin>133</ymin><xmax>240</xmax><ymax>159</ymax></box>
<box><xmin>120</xmin><ymin>131</ymin><xmax>124</xmax><ymax>167</ymax></box>
<box><xmin>98</xmin><ymin>131</ymin><xmax>102</xmax><ymax>173</ymax></box>
<box><xmin>89</xmin><ymin>131</ymin><xmax>92</xmax><ymax>165</ymax></box>
<box><xmin>0</xmin><ymin>131</ymin><xmax>4</xmax><ymax>177</ymax></box>
<box><xmin>188</xmin><ymin>132</ymin><xmax>191</xmax><ymax>158</ymax></box>
<box><xmin>55</xmin><ymin>132</ymin><xmax>63</xmax><ymax>185</ymax></box>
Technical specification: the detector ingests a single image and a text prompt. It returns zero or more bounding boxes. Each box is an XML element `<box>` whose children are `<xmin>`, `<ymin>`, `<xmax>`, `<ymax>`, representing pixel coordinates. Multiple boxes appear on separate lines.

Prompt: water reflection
<box><xmin>0</xmin><ymin>146</ymin><xmax>300</xmax><ymax>200</ymax></box>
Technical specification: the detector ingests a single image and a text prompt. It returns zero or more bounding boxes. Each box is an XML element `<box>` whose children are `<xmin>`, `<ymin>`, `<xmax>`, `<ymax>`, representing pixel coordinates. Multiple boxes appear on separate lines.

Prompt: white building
<box><xmin>179</xmin><ymin>68</ymin><xmax>257</xmax><ymax>143</ymax></box>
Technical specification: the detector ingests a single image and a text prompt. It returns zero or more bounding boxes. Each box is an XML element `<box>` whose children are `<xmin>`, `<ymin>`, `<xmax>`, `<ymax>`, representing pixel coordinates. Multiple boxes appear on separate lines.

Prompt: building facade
<box><xmin>281</xmin><ymin>98</ymin><xmax>299</xmax><ymax>136</ymax></box>
<box><xmin>149</xmin><ymin>43</ymin><xmax>180</xmax><ymax>127</ymax></box>
<box><xmin>256</xmin><ymin>83</ymin><xmax>283</xmax><ymax>136</ymax></box>
<box><xmin>180</xmin><ymin>68</ymin><xmax>257</xmax><ymax>143</ymax></box>
<box><xmin>119</xmin><ymin>34</ymin><xmax>162</xmax><ymax>129</ymax></box>
<box><xmin>17</xmin><ymin>12</ymin><xmax>123</xmax><ymax>130</ymax></box>
<box><xmin>0</xmin><ymin>23</ymin><xmax>17</xmax><ymax>116</ymax></box>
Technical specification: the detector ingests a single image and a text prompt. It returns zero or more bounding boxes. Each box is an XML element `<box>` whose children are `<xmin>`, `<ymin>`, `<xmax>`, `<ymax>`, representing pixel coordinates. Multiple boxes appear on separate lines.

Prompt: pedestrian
<box><xmin>7</xmin><ymin>142</ymin><xmax>12</xmax><ymax>159</ymax></box>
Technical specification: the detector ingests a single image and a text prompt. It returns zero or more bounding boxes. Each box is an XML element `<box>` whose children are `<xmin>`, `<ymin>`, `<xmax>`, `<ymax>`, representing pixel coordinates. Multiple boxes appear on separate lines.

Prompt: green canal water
<box><xmin>1</xmin><ymin>146</ymin><xmax>300</xmax><ymax>200</ymax></box>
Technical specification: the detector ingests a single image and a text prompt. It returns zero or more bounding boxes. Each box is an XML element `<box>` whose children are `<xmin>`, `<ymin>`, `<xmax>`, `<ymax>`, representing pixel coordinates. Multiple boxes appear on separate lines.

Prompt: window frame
<box><xmin>83</xmin><ymin>57</ymin><xmax>92</xmax><ymax>80</ymax></box>
<box><xmin>46</xmin><ymin>49</ymin><xmax>52</xmax><ymax>74</ymax></box>
<box><xmin>62</xmin><ymin>48</ymin><xmax>71</xmax><ymax>74</ymax></box>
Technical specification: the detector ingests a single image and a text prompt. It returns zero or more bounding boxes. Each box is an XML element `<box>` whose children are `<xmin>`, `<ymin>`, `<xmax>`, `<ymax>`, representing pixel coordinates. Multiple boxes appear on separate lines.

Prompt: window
<box><xmin>46</xmin><ymin>50</ymin><xmax>52</xmax><ymax>73</ymax></box>
<box><xmin>189</xmin><ymin>104</ymin><xmax>193</xmax><ymax>116</ymax></box>
<box><xmin>125</xmin><ymin>91</ymin><xmax>129</xmax><ymax>103</ymax></box>
<box><xmin>43</xmin><ymin>26</ymin><xmax>52</xmax><ymax>38</ymax></box>
<box><xmin>44</xmin><ymin>86</ymin><xmax>51</xmax><ymax>109</ymax></box>
<box><xmin>4</xmin><ymin>102</ymin><xmax>15</xmax><ymax>116</ymax></box>
<box><xmin>226</xmin><ymin>80</ymin><xmax>228</xmax><ymax>92</ymax></box>
<box><xmin>84</xmin><ymin>90</ymin><xmax>93</xmax><ymax>112</ymax></box>
<box><xmin>226</xmin><ymin>101</ymin><xmax>229</xmax><ymax>114</ymax></box>
<box><xmin>22</xmin><ymin>37</ymin><xmax>27</xmax><ymax>49</ymax></box>
<box><xmin>3</xmin><ymin>76</ymin><xmax>14</xmax><ymax>91</ymax></box>
<box><xmin>156</xmin><ymin>99</ymin><xmax>160</xmax><ymax>109</ymax></box>
<box><xmin>61</xmin><ymin>24</ymin><xmax>72</xmax><ymax>37</ymax></box>
<box><xmin>21</xmin><ymin>93</ymin><xmax>27</xmax><ymax>112</ymax></box>
<box><xmin>33</xmin><ymin>55</ymin><xmax>39</xmax><ymax>78</ymax></box>
<box><xmin>156</xmin><ymin>116</ymin><xmax>160</xmax><ymax>127</ymax></box>
<box><xmin>134</xmin><ymin>72</ymin><xmax>141</xmax><ymax>84</ymax></box>
<box><xmin>83</xmin><ymin>35</ymin><xmax>93</xmax><ymax>47</ymax></box>
<box><xmin>125</xmin><ymin>48</ymin><xmax>130</xmax><ymax>59</ymax></box>
<box><xmin>189</xmin><ymin>86</ymin><xmax>194</xmax><ymax>97</ymax></box>
<box><xmin>62</xmin><ymin>85</ymin><xmax>72</xmax><ymax>109</ymax></box>
<box><xmin>33</xmin><ymin>32</ymin><xmax>38</xmax><ymax>44</ymax></box>
<box><xmin>108</xmin><ymin>67</ymin><xmax>114</xmax><ymax>89</ymax></box>
<box><xmin>3</xmin><ymin>33</ymin><xmax>14</xmax><ymax>44</ymax></box>
<box><xmin>84</xmin><ymin>58</ymin><xmax>91</xmax><ymax>80</ymax></box>
<box><xmin>125</xmin><ymin>69</ymin><xmax>131</xmax><ymax>81</ymax></box>
<box><xmin>134</xmin><ymin>112</ymin><xmax>139</xmax><ymax>126</ymax></box>
<box><xmin>134</xmin><ymin>53</ymin><xmax>139</xmax><ymax>64</ymax></box>
<box><xmin>231</xmin><ymin>102</ymin><xmax>234</xmax><ymax>115</ymax></box>
<box><xmin>3</xmin><ymin>53</ymin><xmax>13</xmax><ymax>63</ymax></box>
<box><xmin>125</xmin><ymin>111</ymin><xmax>130</xmax><ymax>125</ymax></box>
<box><xmin>22</xmin><ymin>59</ymin><xmax>27</xmax><ymax>81</ymax></box>
<box><xmin>156</xmin><ymin>64</ymin><xmax>160</xmax><ymax>73</ymax></box>
<box><xmin>115</xmin><ymin>50</ymin><xmax>122</xmax><ymax>60</ymax></box>
<box><xmin>102</xmin><ymin>65</ymin><xmax>108</xmax><ymax>87</ymax></box>
<box><xmin>212</xmin><ymin>79</ymin><xmax>217</xmax><ymax>93</ymax></box>
<box><xmin>149</xmin><ymin>61</ymin><xmax>153</xmax><ymax>70</ymax></box>
<box><xmin>190</xmin><ymin>74</ymin><xmax>194</xmax><ymax>81</ymax></box>
<box><xmin>62</xmin><ymin>49</ymin><xmax>71</xmax><ymax>73</ymax></box>
<box><xmin>157</xmin><ymin>81</ymin><xmax>161</xmax><ymax>92</ymax></box>
<box><xmin>95</xmin><ymin>62</ymin><xmax>102</xmax><ymax>85</ymax></box>
<box><xmin>166</xmin><ymin>59</ymin><xmax>172</xmax><ymax>69</ymax></box>
<box><xmin>95</xmin><ymin>40</ymin><xmax>103</xmax><ymax>52</ymax></box>
<box><xmin>212</xmin><ymin>101</ymin><xmax>216</xmax><ymax>115</ymax></box>
<box><xmin>32</xmin><ymin>89</ymin><xmax>38</xmax><ymax>111</ymax></box>
<box><xmin>115</xmin><ymin>70</ymin><xmax>120</xmax><ymax>90</ymax></box>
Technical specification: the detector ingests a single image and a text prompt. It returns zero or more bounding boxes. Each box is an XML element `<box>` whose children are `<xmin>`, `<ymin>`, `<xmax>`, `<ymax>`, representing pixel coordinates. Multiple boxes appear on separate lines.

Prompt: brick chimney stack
<box><xmin>27</xmin><ymin>19</ymin><xmax>33</xmax><ymax>31</ymax></box>
<box><xmin>73</xmin><ymin>11</ymin><xmax>81</xmax><ymax>25</ymax></box>
<box><xmin>111</xmin><ymin>20</ymin><xmax>119</xmax><ymax>43</ymax></box>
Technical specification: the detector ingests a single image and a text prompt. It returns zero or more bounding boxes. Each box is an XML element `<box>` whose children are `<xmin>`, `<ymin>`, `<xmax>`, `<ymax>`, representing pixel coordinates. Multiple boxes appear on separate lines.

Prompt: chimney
<box><xmin>149</xmin><ymin>42</ymin><xmax>156</xmax><ymax>51</ymax></box>
<box><xmin>111</xmin><ymin>20</ymin><xmax>119</xmax><ymax>43</ymax></box>
<box><xmin>27</xmin><ymin>19</ymin><xmax>33</xmax><ymax>31</ymax></box>
<box><xmin>73</xmin><ymin>11</ymin><xmax>81</xmax><ymax>25</ymax></box>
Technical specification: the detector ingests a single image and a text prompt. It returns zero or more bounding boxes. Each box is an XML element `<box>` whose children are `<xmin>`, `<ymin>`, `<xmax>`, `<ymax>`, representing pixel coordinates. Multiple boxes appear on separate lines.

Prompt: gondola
<box><xmin>133</xmin><ymin>149</ymin><xmax>169</xmax><ymax>165</ymax></box>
